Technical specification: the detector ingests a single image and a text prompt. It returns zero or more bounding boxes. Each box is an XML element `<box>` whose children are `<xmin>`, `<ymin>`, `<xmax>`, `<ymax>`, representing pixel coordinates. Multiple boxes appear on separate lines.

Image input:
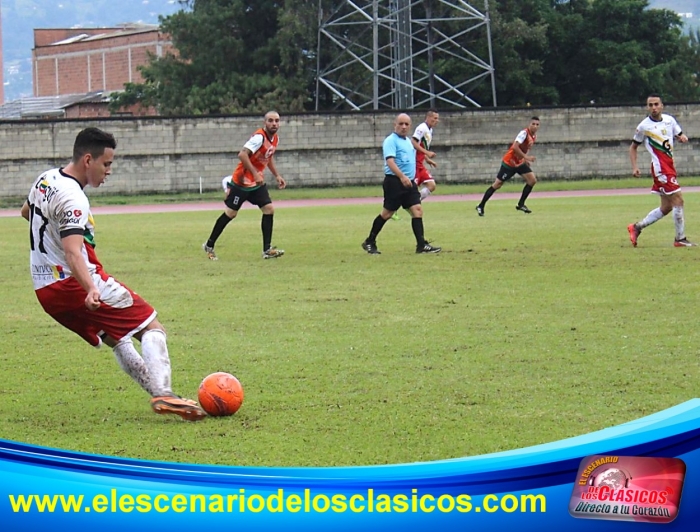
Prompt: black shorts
<box><xmin>496</xmin><ymin>163</ymin><xmax>532</xmax><ymax>182</ymax></box>
<box><xmin>382</xmin><ymin>174</ymin><xmax>421</xmax><ymax>212</ymax></box>
<box><xmin>224</xmin><ymin>184</ymin><xmax>272</xmax><ymax>211</ymax></box>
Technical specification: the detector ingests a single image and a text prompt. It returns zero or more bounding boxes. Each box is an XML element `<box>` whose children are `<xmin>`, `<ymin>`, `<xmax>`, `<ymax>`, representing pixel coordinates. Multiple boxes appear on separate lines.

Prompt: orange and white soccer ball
<box><xmin>198</xmin><ymin>372</ymin><xmax>244</xmax><ymax>416</ymax></box>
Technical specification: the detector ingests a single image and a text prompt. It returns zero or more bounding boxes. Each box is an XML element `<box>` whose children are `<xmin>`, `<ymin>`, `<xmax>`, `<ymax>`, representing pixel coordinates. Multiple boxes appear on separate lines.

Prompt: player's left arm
<box><xmin>411</xmin><ymin>136</ymin><xmax>436</xmax><ymax>160</ymax></box>
<box><xmin>672</xmin><ymin>118</ymin><xmax>687</xmax><ymax>143</ymax></box>
<box><xmin>267</xmin><ymin>157</ymin><xmax>286</xmax><ymax>189</ymax></box>
<box><xmin>20</xmin><ymin>200</ymin><xmax>30</xmax><ymax>221</ymax></box>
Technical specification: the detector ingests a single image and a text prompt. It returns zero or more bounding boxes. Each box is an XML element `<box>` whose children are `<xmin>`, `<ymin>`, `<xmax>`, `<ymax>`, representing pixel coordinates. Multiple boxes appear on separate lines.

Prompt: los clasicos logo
<box><xmin>568</xmin><ymin>455</ymin><xmax>685</xmax><ymax>524</ymax></box>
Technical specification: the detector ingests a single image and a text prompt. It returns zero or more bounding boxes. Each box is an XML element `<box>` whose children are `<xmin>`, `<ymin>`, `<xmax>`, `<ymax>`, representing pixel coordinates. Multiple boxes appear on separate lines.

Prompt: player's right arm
<box><xmin>512</xmin><ymin>141</ymin><xmax>535</xmax><ymax>164</ymax></box>
<box><xmin>630</xmin><ymin>124</ymin><xmax>645</xmax><ymax>177</ymax></box>
<box><xmin>62</xmin><ymin>234</ymin><xmax>101</xmax><ymax>310</ymax></box>
<box><xmin>238</xmin><ymin>134</ymin><xmax>265</xmax><ymax>185</ymax></box>
<box><xmin>629</xmin><ymin>141</ymin><xmax>642</xmax><ymax>177</ymax></box>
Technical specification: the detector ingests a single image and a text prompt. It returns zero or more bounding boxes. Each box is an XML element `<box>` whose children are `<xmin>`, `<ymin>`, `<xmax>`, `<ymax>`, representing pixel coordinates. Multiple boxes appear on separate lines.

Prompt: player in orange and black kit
<box><xmin>476</xmin><ymin>117</ymin><xmax>540</xmax><ymax>216</ymax></box>
<box><xmin>203</xmin><ymin>111</ymin><xmax>286</xmax><ymax>260</ymax></box>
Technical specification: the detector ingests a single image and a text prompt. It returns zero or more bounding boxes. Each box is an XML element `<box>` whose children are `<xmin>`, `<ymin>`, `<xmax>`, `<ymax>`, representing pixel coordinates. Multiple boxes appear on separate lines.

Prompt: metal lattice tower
<box><xmin>315</xmin><ymin>0</ymin><xmax>497</xmax><ymax>111</ymax></box>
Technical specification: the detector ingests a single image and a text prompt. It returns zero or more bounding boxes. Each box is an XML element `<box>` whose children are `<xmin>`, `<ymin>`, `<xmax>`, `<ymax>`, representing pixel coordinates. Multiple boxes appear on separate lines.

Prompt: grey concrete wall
<box><xmin>2</xmin><ymin>104</ymin><xmax>699</xmax><ymax>198</ymax></box>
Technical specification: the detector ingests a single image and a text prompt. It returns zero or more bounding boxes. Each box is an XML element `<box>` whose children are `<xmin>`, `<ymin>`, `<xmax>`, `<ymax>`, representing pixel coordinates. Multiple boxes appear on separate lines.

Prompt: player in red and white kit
<box><xmin>412</xmin><ymin>109</ymin><xmax>440</xmax><ymax>201</ymax></box>
<box><xmin>21</xmin><ymin>127</ymin><xmax>206</xmax><ymax>421</ymax></box>
<box><xmin>628</xmin><ymin>94</ymin><xmax>694</xmax><ymax>247</ymax></box>
<box><xmin>476</xmin><ymin>117</ymin><xmax>540</xmax><ymax>216</ymax></box>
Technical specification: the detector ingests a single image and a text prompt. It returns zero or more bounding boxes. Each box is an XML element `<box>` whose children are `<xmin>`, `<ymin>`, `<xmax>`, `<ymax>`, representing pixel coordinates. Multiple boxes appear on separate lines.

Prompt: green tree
<box><xmin>544</xmin><ymin>0</ymin><xmax>700</xmax><ymax>104</ymax></box>
<box><xmin>110</xmin><ymin>0</ymin><xmax>316</xmax><ymax>115</ymax></box>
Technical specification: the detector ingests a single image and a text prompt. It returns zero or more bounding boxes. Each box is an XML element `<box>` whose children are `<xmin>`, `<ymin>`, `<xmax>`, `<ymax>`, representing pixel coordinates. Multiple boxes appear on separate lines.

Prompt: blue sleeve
<box><xmin>383</xmin><ymin>135</ymin><xmax>397</xmax><ymax>160</ymax></box>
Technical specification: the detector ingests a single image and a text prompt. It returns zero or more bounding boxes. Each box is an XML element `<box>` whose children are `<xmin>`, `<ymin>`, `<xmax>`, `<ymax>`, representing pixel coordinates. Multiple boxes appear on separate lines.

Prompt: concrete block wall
<box><xmin>1</xmin><ymin>104</ymin><xmax>699</xmax><ymax>199</ymax></box>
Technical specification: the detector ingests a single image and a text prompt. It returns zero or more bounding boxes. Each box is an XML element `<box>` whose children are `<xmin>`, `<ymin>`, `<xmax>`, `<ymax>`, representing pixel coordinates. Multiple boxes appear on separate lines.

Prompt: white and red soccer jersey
<box><xmin>633</xmin><ymin>114</ymin><xmax>682</xmax><ymax>178</ymax></box>
<box><xmin>26</xmin><ymin>168</ymin><xmax>101</xmax><ymax>291</ymax></box>
<box><xmin>502</xmin><ymin>129</ymin><xmax>536</xmax><ymax>168</ymax></box>
<box><xmin>412</xmin><ymin>122</ymin><xmax>434</xmax><ymax>169</ymax></box>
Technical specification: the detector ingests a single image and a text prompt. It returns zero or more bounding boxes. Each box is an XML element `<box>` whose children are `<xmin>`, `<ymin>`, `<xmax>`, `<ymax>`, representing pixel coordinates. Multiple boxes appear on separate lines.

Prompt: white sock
<box><xmin>638</xmin><ymin>208</ymin><xmax>665</xmax><ymax>229</ymax></box>
<box><xmin>420</xmin><ymin>187</ymin><xmax>432</xmax><ymax>201</ymax></box>
<box><xmin>113</xmin><ymin>339</ymin><xmax>159</xmax><ymax>396</ymax></box>
<box><xmin>673</xmin><ymin>206</ymin><xmax>685</xmax><ymax>240</ymax></box>
<box><xmin>140</xmin><ymin>330</ymin><xmax>172</xmax><ymax>396</ymax></box>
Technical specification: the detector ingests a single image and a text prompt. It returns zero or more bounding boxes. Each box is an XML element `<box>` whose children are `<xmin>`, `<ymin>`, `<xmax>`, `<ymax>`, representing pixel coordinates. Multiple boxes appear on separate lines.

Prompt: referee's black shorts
<box><xmin>382</xmin><ymin>174</ymin><xmax>421</xmax><ymax>212</ymax></box>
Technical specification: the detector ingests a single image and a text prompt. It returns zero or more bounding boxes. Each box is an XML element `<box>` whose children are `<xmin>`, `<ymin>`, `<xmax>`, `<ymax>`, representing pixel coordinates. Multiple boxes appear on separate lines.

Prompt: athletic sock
<box><xmin>412</xmin><ymin>217</ymin><xmax>425</xmax><ymax>247</ymax></box>
<box><xmin>206</xmin><ymin>213</ymin><xmax>233</xmax><ymax>248</ymax></box>
<box><xmin>262</xmin><ymin>213</ymin><xmax>274</xmax><ymax>251</ymax></box>
<box><xmin>140</xmin><ymin>330</ymin><xmax>173</xmax><ymax>397</ymax></box>
<box><xmin>368</xmin><ymin>215</ymin><xmax>388</xmax><ymax>242</ymax></box>
<box><xmin>479</xmin><ymin>186</ymin><xmax>496</xmax><ymax>207</ymax></box>
<box><xmin>113</xmin><ymin>339</ymin><xmax>159</xmax><ymax>396</ymax></box>
<box><xmin>638</xmin><ymin>207</ymin><xmax>665</xmax><ymax>229</ymax></box>
<box><xmin>673</xmin><ymin>206</ymin><xmax>685</xmax><ymax>240</ymax></box>
<box><xmin>518</xmin><ymin>184</ymin><xmax>533</xmax><ymax>206</ymax></box>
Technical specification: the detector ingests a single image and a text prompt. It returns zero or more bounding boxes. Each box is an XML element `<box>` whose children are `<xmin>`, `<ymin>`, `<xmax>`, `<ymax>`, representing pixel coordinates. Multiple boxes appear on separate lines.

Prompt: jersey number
<box><xmin>28</xmin><ymin>203</ymin><xmax>49</xmax><ymax>253</ymax></box>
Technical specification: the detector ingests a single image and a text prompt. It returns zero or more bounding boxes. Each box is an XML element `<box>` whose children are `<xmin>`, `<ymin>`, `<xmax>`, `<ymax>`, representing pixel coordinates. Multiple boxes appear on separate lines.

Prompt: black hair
<box><xmin>531</xmin><ymin>116</ymin><xmax>540</xmax><ymax>121</ymax></box>
<box><xmin>647</xmin><ymin>93</ymin><xmax>662</xmax><ymax>102</ymax></box>
<box><xmin>72</xmin><ymin>127</ymin><xmax>117</xmax><ymax>163</ymax></box>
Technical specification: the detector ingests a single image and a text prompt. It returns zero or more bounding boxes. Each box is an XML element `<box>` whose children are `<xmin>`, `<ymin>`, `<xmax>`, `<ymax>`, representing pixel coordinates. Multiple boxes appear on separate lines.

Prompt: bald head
<box><xmin>264</xmin><ymin>111</ymin><xmax>280</xmax><ymax>136</ymax></box>
<box><xmin>394</xmin><ymin>113</ymin><xmax>411</xmax><ymax>137</ymax></box>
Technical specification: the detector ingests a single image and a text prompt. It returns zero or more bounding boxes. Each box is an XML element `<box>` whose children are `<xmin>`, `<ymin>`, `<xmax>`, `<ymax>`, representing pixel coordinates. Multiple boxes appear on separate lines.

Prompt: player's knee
<box><xmin>493</xmin><ymin>181</ymin><xmax>503</xmax><ymax>189</ymax></box>
<box><xmin>146</xmin><ymin>319</ymin><xmax>166</xmax><ymax>335</ymax></box>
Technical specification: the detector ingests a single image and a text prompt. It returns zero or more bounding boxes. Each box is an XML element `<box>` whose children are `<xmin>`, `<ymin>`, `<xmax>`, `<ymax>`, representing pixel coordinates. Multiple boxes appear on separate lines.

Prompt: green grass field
<box><xmin>1</xmin><ymin>189</ymin><xmax>699</xmax><ymax>467</ymax></box>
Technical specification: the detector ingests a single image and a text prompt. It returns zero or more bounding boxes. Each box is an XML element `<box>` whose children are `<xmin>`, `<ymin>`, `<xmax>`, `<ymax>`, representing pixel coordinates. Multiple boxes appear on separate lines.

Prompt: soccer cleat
<box><xmin>515</xmin><ymin>204</ymin><xmax>532</xmax><ymax>214</ymax></box>
<box><xmin>263</xmin><ymin>247</ymin><xmax>285</xmax><ymax>259</ymax></box>
<box><xmin>202</xmin><ymin>243</ymin><xmax>218</xmax><ymax>261</ymax></box>
<box><xmin>416</xmin><ymin>243</ymin><xmax>441</xmax><ymax>254</ymax></box>
<box><xmin>627</xmin><ymin>224</ymin><xmax>640</xmax><ymax>247</ymax></box>
<box><xmin>391</xmin><ymin>212</ymin><xmax>401</xmax><ymax>221</ymax></box>
<box><xmin>361</xmin><ymin>239</ymin><xmax>381</xmax><ymax>254</ymax></box>
<box><xmin>475</xmin><ymin>205</ymin><xmax>484</xmax><ymax>217</ymax></box>
<box><xmin>674</xmin><ymin>238</ymin><xmax>696</xmax><ymax>247</ymax></box>
<box><xmin>150</xmin><ymin>396</ymin><xmax>207</xmax><ymax>421</ymax></box>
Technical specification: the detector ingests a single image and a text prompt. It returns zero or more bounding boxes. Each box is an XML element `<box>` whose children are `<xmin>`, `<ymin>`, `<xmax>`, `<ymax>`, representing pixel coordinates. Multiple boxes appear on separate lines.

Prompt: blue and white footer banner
<box><xmin>3</xmin><ymin>399</ymin><xmax>700</xmax><ymax>531</ymax></box>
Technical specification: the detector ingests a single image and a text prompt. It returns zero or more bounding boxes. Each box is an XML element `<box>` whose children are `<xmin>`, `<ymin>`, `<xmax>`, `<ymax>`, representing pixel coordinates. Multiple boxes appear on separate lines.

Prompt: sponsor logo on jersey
<box><xmin>52</xmin><ymin>265</ymin><xmax>66</xmax><ymax>280</ymax></box>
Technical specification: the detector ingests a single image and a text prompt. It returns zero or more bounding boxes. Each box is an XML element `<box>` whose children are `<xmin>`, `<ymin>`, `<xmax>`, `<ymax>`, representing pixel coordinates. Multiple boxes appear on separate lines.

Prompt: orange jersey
<box><xmin>232</xmin><ymin>128</ymin><xmax>279</xmax><ymax>188</ymax></box>
<box><xmin>502</xmin><ymin>128</ymin><xmax>536</xmax><ymax>168</ymax></box>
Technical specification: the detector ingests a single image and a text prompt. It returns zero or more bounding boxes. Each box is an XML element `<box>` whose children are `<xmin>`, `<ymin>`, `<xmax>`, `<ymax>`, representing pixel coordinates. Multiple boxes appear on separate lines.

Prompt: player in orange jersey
<box><xmin>203</xmin><ymin>111</ymin><xmax>286</xmax><ymax>260</ymax></box>
<box><xmin>476</xmin><ymin>117</ymin><xmax>540</xmax><ymax>216</ymax></box>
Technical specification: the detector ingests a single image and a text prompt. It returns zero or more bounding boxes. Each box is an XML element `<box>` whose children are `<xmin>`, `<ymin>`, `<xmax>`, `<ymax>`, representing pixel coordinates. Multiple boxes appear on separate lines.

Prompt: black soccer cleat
<box><xmin>416</xmin><ymin>243</ymin><xmax>441</xmax><ymax>254</ymax></box>
<box><xmin>361</xmin><ymin>239</ymin><xmax>381</xmax><ymax>254</ymax></box>
<box><xmin>515</xmin><ymin>204</ymin><xmax>532</xmax><ymax>214</ymax></box>
<box><xmin>475</xmin><ymin>205</ymin><xmax>484</xmax><ymax>217</ymax></box>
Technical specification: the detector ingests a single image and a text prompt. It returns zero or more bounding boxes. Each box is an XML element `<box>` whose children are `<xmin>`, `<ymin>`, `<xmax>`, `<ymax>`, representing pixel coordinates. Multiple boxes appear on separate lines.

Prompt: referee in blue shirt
<box><xmin>361</xmin><ymin>113</ymin><xmax>441</xmax><ymax>254</ymax></box>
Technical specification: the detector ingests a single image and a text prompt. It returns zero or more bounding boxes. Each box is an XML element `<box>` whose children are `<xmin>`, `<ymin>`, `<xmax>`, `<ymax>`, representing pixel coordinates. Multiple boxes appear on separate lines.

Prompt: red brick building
<box><xmin>32</xmin><ymin>24</ymin><xmax>172</xmax><ymax>115</ymax></box>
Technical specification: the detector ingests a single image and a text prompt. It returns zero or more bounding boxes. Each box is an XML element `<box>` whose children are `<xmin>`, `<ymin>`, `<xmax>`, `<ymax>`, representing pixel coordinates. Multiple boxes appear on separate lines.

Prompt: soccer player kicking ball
<box><xmin>628</xmin><ymin>94</ymin><xmax>694</xmax><ymax>248</ymax></box>
<box><xmin>21</xmin><ymin>128</ymin><xmax>206</xmax><ymax>421</ymax></box>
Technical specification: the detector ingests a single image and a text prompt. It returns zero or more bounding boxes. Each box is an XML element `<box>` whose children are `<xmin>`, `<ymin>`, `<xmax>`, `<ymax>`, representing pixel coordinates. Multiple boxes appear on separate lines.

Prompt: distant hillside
<box><xmin>2</xmin><ymin>0</ymin><xmax>183</xmax><ymax>102</ymax></box>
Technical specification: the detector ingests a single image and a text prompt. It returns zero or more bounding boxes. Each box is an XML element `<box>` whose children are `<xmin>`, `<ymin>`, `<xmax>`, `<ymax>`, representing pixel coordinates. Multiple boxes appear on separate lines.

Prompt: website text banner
<box><xmin>2</xmin><ymin>399</ymin><xmax>700</xmax><ymax>531</ymax></box>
